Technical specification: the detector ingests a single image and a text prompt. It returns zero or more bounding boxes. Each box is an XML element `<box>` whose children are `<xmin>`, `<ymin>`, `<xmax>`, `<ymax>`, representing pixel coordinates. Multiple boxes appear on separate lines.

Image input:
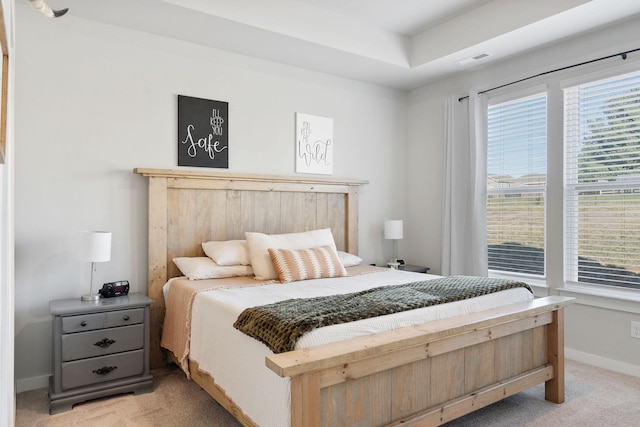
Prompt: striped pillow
<box><xmin>268</xmin><ymin>245</ymin><xmax>348</xmax><ymax>283</ymax></box>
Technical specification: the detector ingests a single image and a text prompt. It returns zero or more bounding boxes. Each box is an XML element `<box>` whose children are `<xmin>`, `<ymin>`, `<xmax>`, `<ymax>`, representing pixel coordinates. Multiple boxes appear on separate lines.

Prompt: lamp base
<box><xmin>81</xmin><ymin>294</ymin><xmax>100</xmax><ymax>302</ymax></box>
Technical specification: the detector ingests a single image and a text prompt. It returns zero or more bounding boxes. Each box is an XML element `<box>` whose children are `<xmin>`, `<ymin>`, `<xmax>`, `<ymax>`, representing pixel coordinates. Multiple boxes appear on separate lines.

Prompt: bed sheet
<box><xmin>186</xmin><ymin>269</ymin><xmax>534</xmax><ymax>427</ymax></box>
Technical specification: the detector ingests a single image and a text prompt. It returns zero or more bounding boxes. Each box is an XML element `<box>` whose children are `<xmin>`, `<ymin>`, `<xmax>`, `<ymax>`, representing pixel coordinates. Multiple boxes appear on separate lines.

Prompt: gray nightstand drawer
<box><xmin>62</xmin><ymin>313</ymin><xmax>107</xmax><ymax>333</ymax></box>
<box><xmin>61</xmin><ymin>349</ymin><xmax>144</xmax><ymax>390</ymax></box>
<box><xmin>398</xmin><ymin>264</ymin><xmax>430</xmax><ymax>273</ymax></box>
<box><xmin>106</xmin><ymin>308</ymin><xmax>144</xmax><ymax>327</ymax></box>
<box><xmin>62</xmin><ymin>324</ymin><xmax>144</xmax><ymax>362</ymax></box>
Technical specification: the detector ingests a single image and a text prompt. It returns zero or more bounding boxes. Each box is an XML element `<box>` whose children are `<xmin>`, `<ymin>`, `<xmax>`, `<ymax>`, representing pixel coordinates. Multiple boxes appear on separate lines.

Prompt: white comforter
<box><xmin>183</xmin><ymin>269</ymin><xmax>533</xmax><ymax>427</ymax></box>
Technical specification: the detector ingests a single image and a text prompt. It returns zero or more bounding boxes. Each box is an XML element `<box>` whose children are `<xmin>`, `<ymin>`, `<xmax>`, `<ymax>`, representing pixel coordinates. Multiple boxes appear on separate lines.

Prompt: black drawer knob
<box><xmin>80</xmin><ymin>321</ymin><xmax>87</xmax><ymax>327</ymax></box>
<box><xmin>123</xmin><ymin>315</ymin><xmax>130</xmax><ymax>321</ymax></box>
<box><xmin>94</xmin><ymin>338</ymin><xmax>116</xmax><ymax>348</ymax></box>
<box><xmin>93</xmin><ymin>366</ymin><xmax>117</xmax><ymax>376</ymax></box>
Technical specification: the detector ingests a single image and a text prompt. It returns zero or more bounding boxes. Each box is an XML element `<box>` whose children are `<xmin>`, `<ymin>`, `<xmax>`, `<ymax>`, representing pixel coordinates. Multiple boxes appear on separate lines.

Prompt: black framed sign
<box><xmin>178</xmin><ymin>95</ymin><xmax>229</xmax><ymax>168</ymax></box>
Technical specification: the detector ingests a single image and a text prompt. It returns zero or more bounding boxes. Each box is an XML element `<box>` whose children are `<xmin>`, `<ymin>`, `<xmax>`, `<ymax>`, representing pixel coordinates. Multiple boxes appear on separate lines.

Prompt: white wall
<box><xmin>1</xmin><ymin>0</ymin><xmax>15</xmax><ymax>423</ymax></box>
<box><xmin>13</xmin><ymin>5</ymin><xmax>408</xmax><ymax>389</ymax></box>
<box><xmin>407</xmin><ymin>15</ymin><xmax>640</xmax><ymax>375</ymax></box>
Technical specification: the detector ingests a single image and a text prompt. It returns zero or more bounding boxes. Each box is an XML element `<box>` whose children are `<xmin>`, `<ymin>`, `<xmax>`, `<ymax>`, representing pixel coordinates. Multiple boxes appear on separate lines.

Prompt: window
<box><xmin>485</xmin><ymin>68</ymin><xmax>640</xmax><ymax>291</ymax></box>
<box><xmin>486</xmin><ymin>93</ymin><xmax>547</xmax><ymax>276</ymax></box>
<box><xmin>564</xmin><ymin>71</ymin><xmax>640</xmax><ymax>289</ymax></box>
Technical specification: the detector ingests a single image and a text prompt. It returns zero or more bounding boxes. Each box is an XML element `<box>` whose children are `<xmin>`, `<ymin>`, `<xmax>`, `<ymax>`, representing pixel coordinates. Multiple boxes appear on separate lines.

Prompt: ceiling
<box><xmin>43</xmin><ymin>0</ymin><xmax>640</xmax><ymax>90</ymax></box>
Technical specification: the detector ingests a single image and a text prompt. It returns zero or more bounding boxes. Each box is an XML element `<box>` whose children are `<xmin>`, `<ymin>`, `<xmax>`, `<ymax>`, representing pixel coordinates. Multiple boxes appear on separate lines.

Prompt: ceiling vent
<box><xmin>456</xmin><ymin>53</ymin><xmax>490</xmax><ymax>66</ymax></box>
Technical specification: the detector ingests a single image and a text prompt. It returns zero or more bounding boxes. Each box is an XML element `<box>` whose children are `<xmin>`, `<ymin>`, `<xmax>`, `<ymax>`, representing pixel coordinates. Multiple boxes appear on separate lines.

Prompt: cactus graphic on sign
<box><xmin>178</xmin><ymin>95</ymin><xmax>229</xmax><ymax>168</ymax></box>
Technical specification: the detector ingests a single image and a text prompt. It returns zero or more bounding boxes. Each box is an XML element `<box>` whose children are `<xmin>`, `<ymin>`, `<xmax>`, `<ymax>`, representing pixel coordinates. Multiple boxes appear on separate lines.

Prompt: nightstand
<box><xmin>49</xmin><ymin>293</ymin><xmax>153</xmax><ymax>414</ymax></box>
<box><xmin>398</xmin><ymin>264</ymin><xmax>430</xmax><ymax>274</ymax></box>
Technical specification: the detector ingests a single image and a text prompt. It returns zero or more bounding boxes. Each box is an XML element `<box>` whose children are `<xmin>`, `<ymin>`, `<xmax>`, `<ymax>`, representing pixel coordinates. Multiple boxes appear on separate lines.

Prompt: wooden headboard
<box><xmin>134</xmin><ymin>168</ymin><xmax>368</xmax><ymax>368</ymax></box>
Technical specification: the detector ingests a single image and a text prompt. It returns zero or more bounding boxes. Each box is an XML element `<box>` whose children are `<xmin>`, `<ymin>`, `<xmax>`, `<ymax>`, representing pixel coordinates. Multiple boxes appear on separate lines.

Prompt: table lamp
<box><xmin>77</xmin><ymin>231</ymin><xmax>112</xmax><ymax>301</ymax></box>
<box><xmin>384</xmin><ymin>220</ymin><xmax>403</xmax><ymax>269</ymax></box>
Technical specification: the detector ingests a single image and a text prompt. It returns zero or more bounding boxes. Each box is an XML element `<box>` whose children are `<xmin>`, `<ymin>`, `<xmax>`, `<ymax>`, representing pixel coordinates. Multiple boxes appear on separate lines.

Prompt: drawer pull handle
<box><xmin>80</xmin><ymin>321</ymin><xmax>87</xmax><ymax>327</ymax></box>
<box><xmin>123</xmin><ymin>315</ymin><xmax>130</xmax><ymax>321</ymax></box>
<box><xmin>93</xmin><ymin>366</ymin><xmax>117</xmax><ymax>376</ymax></box>
<box><xmin>94</xmin><ymin>338</ymin><xmax>116</xmax><ymax>348</ymax></box>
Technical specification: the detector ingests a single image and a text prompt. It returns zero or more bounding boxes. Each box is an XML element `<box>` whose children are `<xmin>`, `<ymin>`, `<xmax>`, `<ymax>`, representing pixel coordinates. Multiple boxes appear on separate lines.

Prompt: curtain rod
<box><xmin>458</xmin><ymin>47</ymin><xmax>640</xmax><ymax>102</ymax></box>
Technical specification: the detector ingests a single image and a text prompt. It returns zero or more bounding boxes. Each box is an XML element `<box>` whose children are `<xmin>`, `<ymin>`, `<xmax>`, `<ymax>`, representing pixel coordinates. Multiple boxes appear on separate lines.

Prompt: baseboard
<box><xmin>16</xmin><ymin>374</ymin><xmax>50</xmax><ymax>394</ymax></box>
<box><xmin>566</xmin><ymin>348</ymin><xmax>640</xmax><ymax>378</ymax></box>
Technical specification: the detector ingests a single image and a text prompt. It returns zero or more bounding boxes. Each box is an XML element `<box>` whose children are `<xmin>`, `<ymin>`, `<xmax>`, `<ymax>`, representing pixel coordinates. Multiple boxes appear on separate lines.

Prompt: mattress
<box><xmin>172</xmin><ymin>268</ymin><xmax>534</xmax><ymax>427</ymax></box>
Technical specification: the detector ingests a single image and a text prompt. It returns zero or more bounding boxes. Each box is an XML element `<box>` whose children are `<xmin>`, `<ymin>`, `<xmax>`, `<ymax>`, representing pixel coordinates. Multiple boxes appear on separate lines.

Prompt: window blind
<box><xmin>564</xmin><ymin>71</ymin><xmax>640</xmax><ymax>289</ymax></box>
<box><xmin>487</xmin><ymin>93</ymin><xmax>547</xmax><ymax>276</ymax></box>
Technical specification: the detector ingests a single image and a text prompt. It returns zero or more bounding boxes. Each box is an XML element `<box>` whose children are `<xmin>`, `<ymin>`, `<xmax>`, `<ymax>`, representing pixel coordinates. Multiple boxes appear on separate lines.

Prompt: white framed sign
<box><xmin>295</xmin><ymin>113</ymin><xmax>333</xmax><ymax>175</ymax></box>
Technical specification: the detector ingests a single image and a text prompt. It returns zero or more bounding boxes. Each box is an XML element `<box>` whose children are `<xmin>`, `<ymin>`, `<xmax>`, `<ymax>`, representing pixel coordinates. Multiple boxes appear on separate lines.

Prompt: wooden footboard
<box><xmin>267</xmin><ymin>296</ymin><xmax>573</xmax><ymax>427</ymax></box>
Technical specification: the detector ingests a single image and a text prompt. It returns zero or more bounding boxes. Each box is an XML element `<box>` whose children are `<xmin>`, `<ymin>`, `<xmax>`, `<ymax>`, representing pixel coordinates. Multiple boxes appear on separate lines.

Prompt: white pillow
<box><xmin>245</xmin><ymin>228</ymin><xmax>337</xmax><ymax>280</ymax></box>
<box><xmin>202</xmin><ymin>239</ymin><xmax>250</xmax><ymax>266</ymax></box>
<box><xmin>173</xmin><ymin>257</ymin><xmax>253</xmax><ymax>280</ymax></box>
<box><xmin>337</xmin><ymin>251</ymin><xmax>362</xmax><ymax>267</ymax></box>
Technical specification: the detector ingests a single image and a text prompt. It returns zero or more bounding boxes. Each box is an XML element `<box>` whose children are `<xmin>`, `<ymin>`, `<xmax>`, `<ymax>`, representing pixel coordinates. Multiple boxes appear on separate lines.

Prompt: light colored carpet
<box><xmin>16</xmin><ymin>359</ymin><xmax>640</xmax><ymax>426</ymax></box>
<box><xmin>16</xmin><ymin>366</ymin><xmax>241</xmax><ymax>427</ymax></box>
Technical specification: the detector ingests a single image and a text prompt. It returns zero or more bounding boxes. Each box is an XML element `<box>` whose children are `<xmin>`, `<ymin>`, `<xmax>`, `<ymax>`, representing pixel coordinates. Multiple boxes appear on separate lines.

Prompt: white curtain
<box><xmin>441</xmin><ymin>92</ymin><xmax>488</xmax><ymax>276</ymax></box>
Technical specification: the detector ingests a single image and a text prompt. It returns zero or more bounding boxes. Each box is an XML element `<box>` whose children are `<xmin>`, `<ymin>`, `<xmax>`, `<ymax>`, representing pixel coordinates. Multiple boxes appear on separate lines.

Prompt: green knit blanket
<box><xmin>233</xmin><ymin>275</ymin><xmax>532</xmax><ymax>353</ymax></box>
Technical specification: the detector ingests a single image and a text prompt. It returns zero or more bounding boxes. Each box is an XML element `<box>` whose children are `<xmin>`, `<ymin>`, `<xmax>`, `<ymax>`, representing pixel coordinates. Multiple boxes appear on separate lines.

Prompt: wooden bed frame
<box><xmin>135</xmin><ymin>167</ymin><xmax>573</xmax><ymax>427</ymax></box>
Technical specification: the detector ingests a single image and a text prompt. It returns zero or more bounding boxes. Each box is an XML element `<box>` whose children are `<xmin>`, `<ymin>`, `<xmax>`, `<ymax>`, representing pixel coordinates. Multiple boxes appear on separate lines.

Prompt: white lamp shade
<box><xmin>77</xmin><ymin>231</ymin><xmax>112</xmax><ymax>262</ymax></box>
<box><xmin>384</xmin><ymin>220</ymin><xmax>403</xmax><ymax>240</ymax></box>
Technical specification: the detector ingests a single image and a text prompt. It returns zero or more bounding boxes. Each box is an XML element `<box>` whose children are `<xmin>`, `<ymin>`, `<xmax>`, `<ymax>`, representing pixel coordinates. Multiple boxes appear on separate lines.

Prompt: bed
<box><xmin>134</xmin><ymin>167</ymin><xmax>573</xmax><ymax>427</ymax></box>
